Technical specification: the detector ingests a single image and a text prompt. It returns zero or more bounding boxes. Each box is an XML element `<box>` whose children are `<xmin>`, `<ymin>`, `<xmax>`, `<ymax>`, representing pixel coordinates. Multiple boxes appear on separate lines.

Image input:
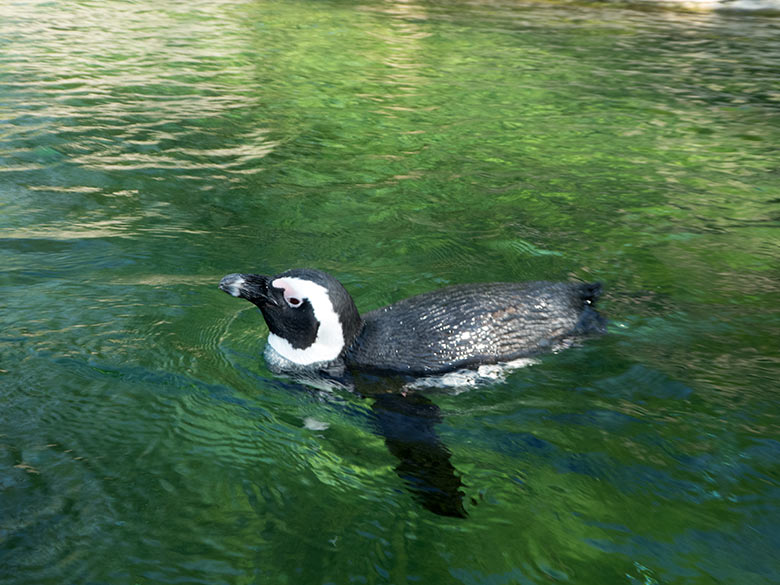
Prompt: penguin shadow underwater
<box><xmin>273</xmin><ymin>370</ymin><xmax>471</xmax><ymax>518</ymax></box>
<box><xmin>362</xmin><ymin>379</ymin><xmax>470</xmax><ymax>518</ymax></box>
<box><xmin>219</xmin><ymin>268</ymin><xmax>606</xmax><ymax>518</ymax></box>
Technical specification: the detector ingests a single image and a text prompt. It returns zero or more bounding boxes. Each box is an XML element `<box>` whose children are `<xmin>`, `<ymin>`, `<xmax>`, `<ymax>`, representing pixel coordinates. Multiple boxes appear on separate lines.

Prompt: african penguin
<box><xmin>219</xmin><ymin>268</ymin><xmax>605</xmax><ymax>376</ymax></box>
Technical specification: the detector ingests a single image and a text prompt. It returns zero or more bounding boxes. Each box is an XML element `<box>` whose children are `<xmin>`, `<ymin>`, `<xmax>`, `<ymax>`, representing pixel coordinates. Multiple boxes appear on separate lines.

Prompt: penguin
<box><xmin>218</xmin><ymin>268</ymin><xmax>605</xmax><ymax>377</ymax></box>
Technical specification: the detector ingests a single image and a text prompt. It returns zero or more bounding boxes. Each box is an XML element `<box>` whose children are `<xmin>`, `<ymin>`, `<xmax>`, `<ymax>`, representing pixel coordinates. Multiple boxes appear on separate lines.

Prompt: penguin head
<box><xmin>219</xmin><ymin>268</ymin><xmax>362</xmax><ymax>366</ymax></box>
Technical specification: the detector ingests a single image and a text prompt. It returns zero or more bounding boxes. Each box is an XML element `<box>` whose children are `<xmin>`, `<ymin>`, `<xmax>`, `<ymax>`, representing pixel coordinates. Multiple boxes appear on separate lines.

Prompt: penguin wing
<box><xmin>345</xmin><ymin>282</ymin><xmax>601</xmax><ymax>375</ymax></box>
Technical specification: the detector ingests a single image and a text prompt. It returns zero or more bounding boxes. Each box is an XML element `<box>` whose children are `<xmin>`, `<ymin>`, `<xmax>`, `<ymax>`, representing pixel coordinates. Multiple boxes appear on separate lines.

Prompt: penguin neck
<box><xmin>264</xmin><ymin>312</ymin><xmax>364</xmax><ymax>371</ymax></box>
<box><xmin>332</xmin><ymin>294</ymin><xmax>363</xmax><ymax>356</ymax></box>
<box><xmin>341</xmin><ymin>313</ymin><xmax>364</xmax><ymax>353</ymax></box>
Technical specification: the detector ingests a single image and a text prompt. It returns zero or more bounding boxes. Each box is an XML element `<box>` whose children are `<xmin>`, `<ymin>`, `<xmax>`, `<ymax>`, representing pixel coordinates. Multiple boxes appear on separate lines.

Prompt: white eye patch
<box><xmin>272</xmin><ymin>277</ymin><xmax>306</xmax><ymax>308</ymax></box>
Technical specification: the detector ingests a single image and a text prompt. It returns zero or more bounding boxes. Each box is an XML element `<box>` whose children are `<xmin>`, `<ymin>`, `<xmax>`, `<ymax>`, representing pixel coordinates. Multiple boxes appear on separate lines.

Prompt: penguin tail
<box><xmin>575</xmin><ymin>282</ymin><xmax>607</xmax><ymax>334</ymax></box>
<box><xmin>578</xmin><ymin>282</ymin><xmax>603</xmax><ymax>305</ymax></box>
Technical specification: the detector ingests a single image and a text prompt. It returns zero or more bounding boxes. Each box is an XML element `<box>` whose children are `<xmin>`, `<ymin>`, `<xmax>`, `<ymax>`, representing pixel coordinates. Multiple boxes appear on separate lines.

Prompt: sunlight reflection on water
<box><xmin>1</xmin><ymin>0</ymin><xmax>778</xmax><ymax>583</ymax></box>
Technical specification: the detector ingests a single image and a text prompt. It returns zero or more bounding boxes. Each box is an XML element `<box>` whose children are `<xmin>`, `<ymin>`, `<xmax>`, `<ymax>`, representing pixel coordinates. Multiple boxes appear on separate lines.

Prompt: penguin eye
<box><xmin>287</xmin><ymin>297</ymin><xmax>302</xmax><ymax>308</ymax></box>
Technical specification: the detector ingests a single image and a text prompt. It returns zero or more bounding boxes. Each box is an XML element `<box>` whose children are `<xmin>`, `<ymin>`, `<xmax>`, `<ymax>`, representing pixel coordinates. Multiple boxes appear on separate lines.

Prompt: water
<box><xmin>1</xmin><ymin>0</ymin><xmax>778</xmax><ymax>583</ymax></box>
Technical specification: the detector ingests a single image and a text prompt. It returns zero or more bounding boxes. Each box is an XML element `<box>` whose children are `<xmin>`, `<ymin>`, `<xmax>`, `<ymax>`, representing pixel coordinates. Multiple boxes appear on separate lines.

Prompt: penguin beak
<box><xmin>219</xmin><ymin>273</ymin><xmax>278</xmax><ymax>306</ymax></box>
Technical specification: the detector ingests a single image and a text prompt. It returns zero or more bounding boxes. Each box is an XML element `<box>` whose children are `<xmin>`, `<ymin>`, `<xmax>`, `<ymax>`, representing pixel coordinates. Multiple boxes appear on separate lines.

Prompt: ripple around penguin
<box><xmin>219</xmin><ymin>268</ymin><xmax>607</xmax><ymax>518</ymax></box>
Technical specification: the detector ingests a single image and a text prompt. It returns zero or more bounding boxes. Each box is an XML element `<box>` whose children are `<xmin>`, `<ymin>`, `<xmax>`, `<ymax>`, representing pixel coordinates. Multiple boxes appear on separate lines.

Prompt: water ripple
<box><xmin>1</xmin><ymin>0</ymin><xmax>778</xmax><ymax>583</ymax></box>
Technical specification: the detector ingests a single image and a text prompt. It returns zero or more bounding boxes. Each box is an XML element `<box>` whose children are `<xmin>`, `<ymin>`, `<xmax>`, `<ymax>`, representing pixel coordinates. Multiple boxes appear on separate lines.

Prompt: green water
<box><xmin>1</xmin><ymin>0</ymin><xmax>778</xmax><ymax>583</ymax></box>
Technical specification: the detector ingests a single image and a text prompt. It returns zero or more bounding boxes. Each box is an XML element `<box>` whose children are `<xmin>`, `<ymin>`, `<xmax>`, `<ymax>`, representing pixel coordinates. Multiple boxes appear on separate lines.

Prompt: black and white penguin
<box><xmin>218</xmin><ymin>268</ymin><xmax>605</xmax><ymax>377</ymax></box>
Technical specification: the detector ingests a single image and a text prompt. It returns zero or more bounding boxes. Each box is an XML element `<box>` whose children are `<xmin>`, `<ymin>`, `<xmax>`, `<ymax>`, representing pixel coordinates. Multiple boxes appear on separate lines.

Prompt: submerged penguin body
<box><xmin>219</xmin><ymin>268</ymin><xmax>605</xmax><ymax>376</ymax></box>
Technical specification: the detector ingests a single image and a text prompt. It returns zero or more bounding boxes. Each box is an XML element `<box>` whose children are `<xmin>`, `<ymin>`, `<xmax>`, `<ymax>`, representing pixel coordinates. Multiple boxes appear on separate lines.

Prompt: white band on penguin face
<box><xmin>272</xmin><ymin>277</ymin><xmax>304</xmax><ymax>307</ymax></box>
<box><xmin>268</xmin><ymin>277</ymin><xmax>345</xmax><ymax>365</ymax></box>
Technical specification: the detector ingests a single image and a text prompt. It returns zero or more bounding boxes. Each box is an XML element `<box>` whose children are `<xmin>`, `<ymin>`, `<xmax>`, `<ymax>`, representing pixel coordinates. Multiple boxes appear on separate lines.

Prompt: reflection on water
<box><xmin>1</xmin><ymin>0</ymin><xmax>778</xmax><ymax>584</ymax></box>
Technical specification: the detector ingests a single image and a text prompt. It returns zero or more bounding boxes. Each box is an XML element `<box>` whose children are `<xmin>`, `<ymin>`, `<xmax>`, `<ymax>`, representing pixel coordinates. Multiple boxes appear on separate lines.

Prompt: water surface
<box><xmin>1</xmin><ymin>1</ymin><xmax>778</xmax><ymax>584</ymax></box>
